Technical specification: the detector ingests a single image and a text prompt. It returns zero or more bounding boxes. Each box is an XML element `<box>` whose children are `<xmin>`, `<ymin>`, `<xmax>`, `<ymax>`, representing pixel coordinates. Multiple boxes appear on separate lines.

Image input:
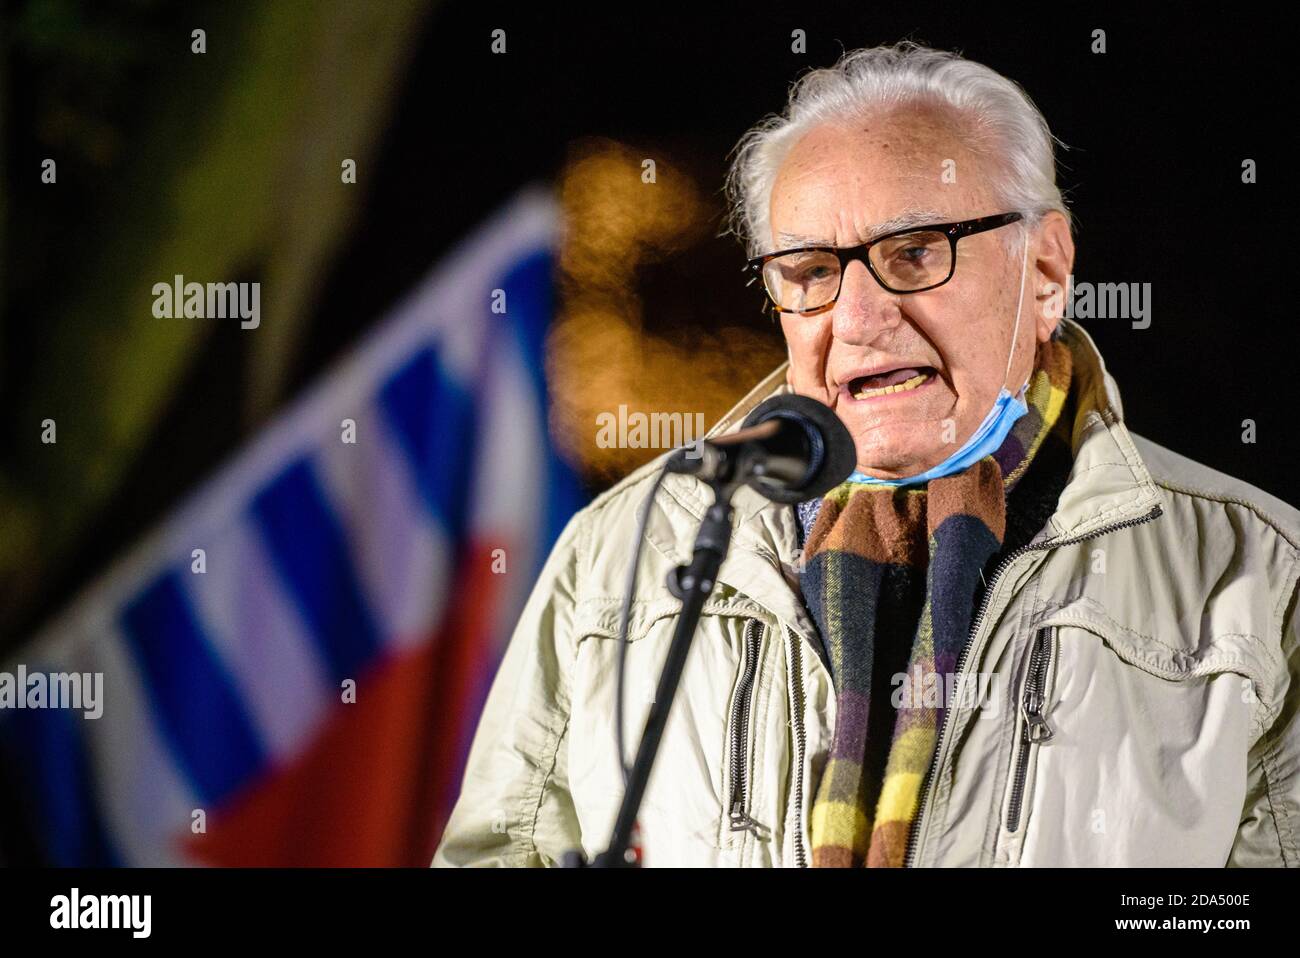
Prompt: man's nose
<box><xmin>831</xmin><ymin>258</ymin><xmax>902</xmax><ymax>345</ymax></box>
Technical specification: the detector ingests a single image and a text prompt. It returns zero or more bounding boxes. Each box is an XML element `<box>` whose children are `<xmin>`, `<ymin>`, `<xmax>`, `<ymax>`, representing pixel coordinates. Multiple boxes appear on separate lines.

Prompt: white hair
<box><xmin>723</xmin><ymin>41</ymin><xmax>1072</xmax><ymax>258</ymax></box>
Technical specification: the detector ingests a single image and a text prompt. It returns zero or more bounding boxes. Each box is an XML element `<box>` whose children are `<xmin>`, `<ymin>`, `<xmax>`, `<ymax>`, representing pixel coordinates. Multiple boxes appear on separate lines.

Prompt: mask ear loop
<box><xmin>1001</xmin><ymin>224</ymin><xmax>1032</xmax><ymax>397</ymax></box>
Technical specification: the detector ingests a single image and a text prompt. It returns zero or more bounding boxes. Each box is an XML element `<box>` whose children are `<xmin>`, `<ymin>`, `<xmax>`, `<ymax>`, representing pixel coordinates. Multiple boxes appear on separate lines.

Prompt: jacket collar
<box><xmin>644</xmin><ymin>318</ymin><xmax>1163</xmax><ymax>643</ymax></box>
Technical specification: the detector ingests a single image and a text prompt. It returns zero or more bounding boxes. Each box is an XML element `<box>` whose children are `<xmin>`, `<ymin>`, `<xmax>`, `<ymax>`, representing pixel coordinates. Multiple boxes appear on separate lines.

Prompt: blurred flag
<box><xmin>0</xmin><ymin>185</ymin><xmax>586</xmax><ymax>865</ymax></box>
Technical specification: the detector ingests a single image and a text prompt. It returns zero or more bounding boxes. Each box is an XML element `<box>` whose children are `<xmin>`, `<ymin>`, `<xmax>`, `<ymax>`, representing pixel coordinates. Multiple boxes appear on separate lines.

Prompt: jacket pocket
<box><xmin>569</xmin><ymin>607</ymin><xmax>771</xmax><ymax>862</ymax></box>
<box><xmin>1002</xmin><ymin>609</ymin><xmax>1259</xmax><ymax>867</ymax></box>
<box><xmin>1003</xmin><ymin>626</ymin><xmax>1058</xmax><ymax>837</ymax></box>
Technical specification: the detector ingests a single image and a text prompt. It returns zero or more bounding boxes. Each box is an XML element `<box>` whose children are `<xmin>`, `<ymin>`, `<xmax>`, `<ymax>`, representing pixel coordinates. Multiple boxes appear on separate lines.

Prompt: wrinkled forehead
<box><xmin>768</xmin><ymin>106</ymin><xmax>998</xmax><ymax>248</ymax></box>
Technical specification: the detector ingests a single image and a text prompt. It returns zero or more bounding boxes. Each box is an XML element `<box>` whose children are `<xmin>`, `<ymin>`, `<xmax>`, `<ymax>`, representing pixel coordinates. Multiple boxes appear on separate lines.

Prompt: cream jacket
<box><xmin>433</xmin><ymin>319</ymin><xmax>1300</xmax><ymax>867</ymax></box>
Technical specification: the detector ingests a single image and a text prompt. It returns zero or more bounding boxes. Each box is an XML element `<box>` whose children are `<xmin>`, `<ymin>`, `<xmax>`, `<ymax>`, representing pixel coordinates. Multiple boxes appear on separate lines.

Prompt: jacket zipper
<box><xmin>785</xmin><ymin>625</ymin><xmax>809</xmax><ymax>867</ymax></box>
<box><xmin>728</xmin><ymin>619</ymin><xmax>764</xmax><ymax>833</ymax></box>
<box><xmin>902</xmin><ymin>504</ymin><xmax>1163</xmax><ymax>867</ymax></box>
<box><xmin>1006</xmin><ymin>626</ymin><xmax>1056</xmax><ymax>832</ymax></box>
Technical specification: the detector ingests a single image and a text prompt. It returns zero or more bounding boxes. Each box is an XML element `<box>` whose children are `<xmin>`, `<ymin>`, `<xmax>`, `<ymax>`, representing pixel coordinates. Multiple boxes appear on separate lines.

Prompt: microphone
<box><xmin>667</xmin><ymin>394</ymin><xmax>856</xmax><ymax>503</ymax></box>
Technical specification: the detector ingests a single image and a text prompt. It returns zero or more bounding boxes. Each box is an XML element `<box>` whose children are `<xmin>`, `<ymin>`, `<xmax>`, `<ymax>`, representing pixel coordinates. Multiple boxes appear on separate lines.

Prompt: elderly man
<box><xmin>434</xmin><ymin>42</ymin><xmax>1300</xmax><ymax>867</ymax></box>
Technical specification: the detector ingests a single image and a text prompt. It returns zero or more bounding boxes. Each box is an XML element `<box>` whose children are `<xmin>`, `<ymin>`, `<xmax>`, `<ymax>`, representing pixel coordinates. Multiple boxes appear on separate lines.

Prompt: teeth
<box><xmin>852</xmin><ymin>371</ymin><xmax>930</xmax><ymax>400</ymax></box>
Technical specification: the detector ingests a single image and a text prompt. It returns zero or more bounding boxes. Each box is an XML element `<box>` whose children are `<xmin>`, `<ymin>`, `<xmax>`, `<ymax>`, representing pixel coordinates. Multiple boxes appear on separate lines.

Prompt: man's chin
<box><xmin>850</xmin><ymin>445</ymin><xmax>946</xmax><ymax>480</ymax></box>
<box><xmin>841</xmin><ymin>412</ymin><xmax>963</xmax><ymax>479</ymax></box>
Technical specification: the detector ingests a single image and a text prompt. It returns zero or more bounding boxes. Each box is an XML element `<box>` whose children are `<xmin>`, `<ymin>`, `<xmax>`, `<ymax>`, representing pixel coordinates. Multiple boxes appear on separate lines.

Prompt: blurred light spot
<box><xmin>549</xmin><ymin>138</ymin><xmax>783</xmax><ymax>485</ymax></box>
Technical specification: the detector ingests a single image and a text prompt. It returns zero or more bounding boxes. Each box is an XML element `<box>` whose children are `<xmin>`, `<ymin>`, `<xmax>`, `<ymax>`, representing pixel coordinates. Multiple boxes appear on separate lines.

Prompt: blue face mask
<box><xmin>846</xmin><ymin>227</ymin><xmax>1031</xmax><ymax>488</ymax></box>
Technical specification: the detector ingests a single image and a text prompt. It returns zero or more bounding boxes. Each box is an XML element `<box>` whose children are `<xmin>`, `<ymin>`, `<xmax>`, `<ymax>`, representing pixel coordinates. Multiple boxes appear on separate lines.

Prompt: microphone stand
<box><xmin>563</xmin><ymin>467</ymin><xmax>746</xmax><ymax>868</ymax></box>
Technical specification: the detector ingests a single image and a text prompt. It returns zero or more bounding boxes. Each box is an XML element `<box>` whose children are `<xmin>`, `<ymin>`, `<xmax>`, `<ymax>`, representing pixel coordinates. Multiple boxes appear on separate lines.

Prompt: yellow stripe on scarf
<box><xmin>874</xmin><ymin>725</ymin><xmax>935</xmax><ymax>824</ymax></box>
<box><xmin>811</xmin><ymin>798</ymin><xmax>871</xmax><ymax>854</ymax></box>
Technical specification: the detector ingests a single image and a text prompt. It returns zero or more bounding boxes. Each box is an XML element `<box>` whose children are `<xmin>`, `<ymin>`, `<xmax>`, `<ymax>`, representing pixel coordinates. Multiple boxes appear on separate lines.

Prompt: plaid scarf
<box><xmin>798</xmin><ymin>337</ymin><xmax>1073</xmax><ymax>867</ymax></box>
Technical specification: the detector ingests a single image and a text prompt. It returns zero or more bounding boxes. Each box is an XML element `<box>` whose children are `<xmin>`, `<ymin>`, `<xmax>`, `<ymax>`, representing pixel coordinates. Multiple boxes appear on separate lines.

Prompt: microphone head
<box><xmin>740</xmin><ymin>394</ymin><xmax>856</xmax><ymax>503</ymax></box>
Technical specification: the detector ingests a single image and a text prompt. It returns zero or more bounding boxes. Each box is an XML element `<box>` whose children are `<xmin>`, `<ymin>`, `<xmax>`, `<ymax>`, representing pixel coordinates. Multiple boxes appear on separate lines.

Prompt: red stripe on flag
<box><xmin>181</xmin><ymin>539</ymin><xmax>507</xmax><ymax>866</ymax></box>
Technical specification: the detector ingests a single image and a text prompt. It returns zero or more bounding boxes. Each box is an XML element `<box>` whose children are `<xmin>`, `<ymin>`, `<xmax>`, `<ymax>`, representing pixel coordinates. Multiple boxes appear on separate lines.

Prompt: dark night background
<box><xmin>2</xmin><ymin>1</ymin><xmax>1292</xmax><ymax>644</ymax></box>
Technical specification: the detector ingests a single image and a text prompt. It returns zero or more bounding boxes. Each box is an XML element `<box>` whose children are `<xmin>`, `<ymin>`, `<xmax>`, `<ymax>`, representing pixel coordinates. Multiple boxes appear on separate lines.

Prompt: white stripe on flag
<box><xmin>465</xmin><ymin>324</ymin><xmax>550</xmax><ymax>650</ymax></box>
<box><xmin>74</xmin><ymin>624</ymin><xmax>201</xmax><ymax>866</ymax></box>
<box><xmin>178</xmin><ymin>520</ymin><xmax>335</xmax><ymax>762</ymax></box>
<box><xmin>313</xmin><ymin>405</ymin><xmax>451</xmax><ymax>650</ymax></box>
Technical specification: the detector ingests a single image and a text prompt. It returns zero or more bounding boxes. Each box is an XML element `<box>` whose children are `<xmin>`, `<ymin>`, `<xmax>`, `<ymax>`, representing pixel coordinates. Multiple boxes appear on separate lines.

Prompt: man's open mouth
<box><xmin>845</xmin><ymin>366</ymin><xmax>936</xmax><ymax>400</ymax></box>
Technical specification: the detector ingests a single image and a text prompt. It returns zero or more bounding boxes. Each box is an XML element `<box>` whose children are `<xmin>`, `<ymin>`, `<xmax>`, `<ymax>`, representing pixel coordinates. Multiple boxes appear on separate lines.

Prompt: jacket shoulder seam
<box><xmin>1151</xmin><ymin>479</ymin><xmax>1300</xmax><ymax>553</ymax></box>
<box><xmin>570</xmin><ymin>455</ymin><xmax>681</xmax><ymax>540</ymax></box>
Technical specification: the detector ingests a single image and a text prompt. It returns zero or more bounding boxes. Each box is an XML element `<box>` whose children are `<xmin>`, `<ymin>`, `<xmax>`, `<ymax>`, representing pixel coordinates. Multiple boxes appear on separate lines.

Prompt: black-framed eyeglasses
<box><xmin>744</xmin><ymin>211</ymin><xmax>1023</xmax><ymax>315</ymax></box>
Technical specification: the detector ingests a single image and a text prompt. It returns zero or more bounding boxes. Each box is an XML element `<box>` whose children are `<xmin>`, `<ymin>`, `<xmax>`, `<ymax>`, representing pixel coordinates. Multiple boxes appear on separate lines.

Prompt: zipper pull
<box><xmin>729</xmin><ymin>802</ymin><xmax>751</xmax><ymax>831</ymax></box>
<box><xmin>1021</xmin><ymin>689</ymin><xmax>1054</xmax><ymax>743</ymax></box>
<box><xmin>729</xmin><ymin>803</ymin><xmax>759</xmax><ymax>833</ymax></box>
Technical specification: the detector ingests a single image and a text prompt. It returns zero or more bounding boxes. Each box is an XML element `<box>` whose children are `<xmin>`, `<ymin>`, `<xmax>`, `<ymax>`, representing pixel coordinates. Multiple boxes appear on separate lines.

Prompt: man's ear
<box><xmin>1032</xmin><ymin>210</ymin><xmax>1074</xmax><ymax>340</ymax></box>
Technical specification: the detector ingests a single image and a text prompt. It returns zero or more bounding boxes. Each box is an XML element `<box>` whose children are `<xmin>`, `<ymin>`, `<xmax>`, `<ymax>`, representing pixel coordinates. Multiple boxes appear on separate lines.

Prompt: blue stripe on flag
<box><xmin>493</xmin><ymin>248</ymin><xmax>588</xmax><ymax>566</ymax></box>
<box><xmin>121</xmin><ymin>572</ymin><xmax>268</xmax><ymax>805</ymax></box>
<box><xmin>0</xmin><ymin>698</ymin><xmax>122</xmax><ymax>866</ymax></box>
<box><xmin>378</xmin><ymin>345</ymin><xmax>478</xmax><ymax>543</ymax></box>
<box><xmin>251</xmin><ymin>457</ymin><xmax>383</xmax><ymax>684</ymax></box>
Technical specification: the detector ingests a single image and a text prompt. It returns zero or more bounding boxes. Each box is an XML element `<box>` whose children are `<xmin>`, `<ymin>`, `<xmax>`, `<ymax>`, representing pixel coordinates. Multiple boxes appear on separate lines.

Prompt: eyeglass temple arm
<box><xmin>953</xmin><ymin>211</ymin><xmax>1023</xmax><ymax>238</ymax></box>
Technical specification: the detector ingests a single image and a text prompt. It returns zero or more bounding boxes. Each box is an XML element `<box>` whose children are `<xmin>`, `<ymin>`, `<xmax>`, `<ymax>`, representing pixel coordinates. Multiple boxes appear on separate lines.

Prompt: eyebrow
<box><xmin>775</xmin><ymin>207</ymin><xmax>948</xmax><ymax>249</ymax></box>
